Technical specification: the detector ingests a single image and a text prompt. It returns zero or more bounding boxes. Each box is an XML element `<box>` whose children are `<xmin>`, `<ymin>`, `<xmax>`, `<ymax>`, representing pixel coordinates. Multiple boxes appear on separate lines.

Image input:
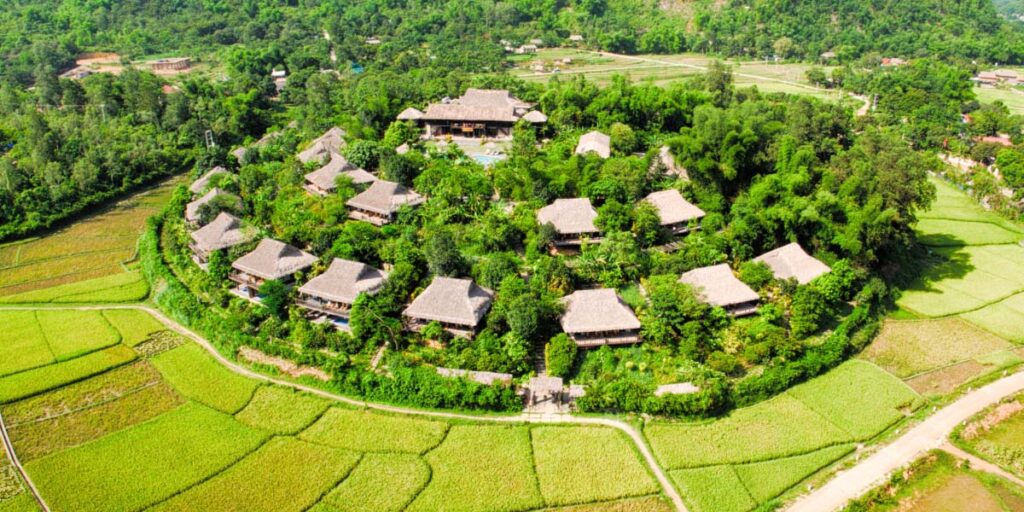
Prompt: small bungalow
<box><xmin>189</xmin><ymin>212</ymin><xmax>253</xmax><ymax>267</ymax></box>
<box><xmin>575</xmin><ymin>131</ymin><xmax>611</xmax><ymax>159</ymax></box>
<box><xmin>560</xmin><ymin>289</ymin><xmax>642</xmax><ymax>347</ymax></box>
<box><xmin>405</xmin><ymin>89</ymin><xmax>545</xmax><ymax>140</ymax></box>
<box><xmin>644</xmin><ymin>189</ymin><xmax>705</xmax><ymax>235</ymax></box>
<box><xmin>346</xmin><ymin>180</ymin><xmax>425</xmax><ymax>226</ymax></box>
<box><xmin>536</xmin><ymin>198</ymin><xmax>601</xmax><ymax>247</ymax></box>
<box><xmin>653</xmin><ymin>145</ymin><xmax>688</xmax><ymax>180</ymax></box>
<box><xmin>189</xmin><ymin>166</ymin><xmax>229</xmax><ymax>196</ymax></box>
<box><xmin>403</xmin><ymin>277</ymin><xmax>494</xmax><ymax>338</ymax></box>
<box><xmin>297</xmin><ymin>127</ymin><xmax>347</xmax><ymax>165</ymax></box>
<box><xmin>296</xmin><ymin>258</ymin><xmax>387</xmax><ymax>323</ymax></box>
<box><xmin>230</xmin><ymin>239</ymin><xmax>317</xmax><ymax>299</ymax></box>
<box><xmin>753</xmin><ymin>242</ymin><xmax>831</xmax><ymax>285</ymax></box>
<box><xmin>679</xmin><ymin>263</ymin><xmax>760</xmax><ymax>317</ymax></box>
<box><xmin>304</xmin><ymin>156</ymin><xmax>376</xmax><ymax>196</ymax></box>
<box><xmin>185</xmin><ymin>188</ymin><xmax>239</xmax><ymax>228</ymax></box>
<box><xmin>569</xmin><ymin>34</ymin><xmax>585</xmax><ymax>42</ymax></box>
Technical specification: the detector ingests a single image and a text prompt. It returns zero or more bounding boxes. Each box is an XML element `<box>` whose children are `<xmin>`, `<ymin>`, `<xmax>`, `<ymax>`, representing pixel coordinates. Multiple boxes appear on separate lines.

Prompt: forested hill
<box><xmin>1</xmin><ymin>0</ymin><xmax>1022</xmax><ymax>85</ymax></box>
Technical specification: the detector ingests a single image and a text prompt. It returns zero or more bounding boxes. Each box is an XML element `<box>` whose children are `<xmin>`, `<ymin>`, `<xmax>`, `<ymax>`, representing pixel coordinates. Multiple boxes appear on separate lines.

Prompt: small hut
<box><xmin>753</xmin><ymin>243</ymin><xmax>831</xmax><ymax>285</ymax></box>
<box><xmin>230</xmin><ymin>239</ymin><xmax>317</xmax><ymax>299</ymax></box>
<box><xmin>679</xmin><ymin>264</ymin><xmax>759</xmax><ymax>316</ymax></box>
<box><xmin>575</xmin><ymin>131</ymin><xmax>611</xmax><ymax>159</ymax></box>
<box><xmin>536</xmin><ymin>198</ymin><xmax>601</xmax><ymax>247</ymax></box>
<box><xmin>346</xmin><ymin>180</ymin><xmax>425</xmax><ymax>226</ymax></box>
<box><xmin>296</xmin><ymin>258</ymin><xmax>387</xmax><ymax>322</ymax></box>
<box><xmin>643</xmin><ymin>189</ymin><xmax>705</xmax><ymax>235</ymax></box>
<box><xmin>560</xmin><ymin>289</ymin><xmax>641</xmax><ymax>347</ymax></box>
<box><xmin>403</xmin><ymin>277</ymin><xmax>494</xmax><ymax>338</ymax></box>
<box><xmin>189</xmin><ymin>213</ymin><xmax>253</xmax><ymax>267</ymax></box>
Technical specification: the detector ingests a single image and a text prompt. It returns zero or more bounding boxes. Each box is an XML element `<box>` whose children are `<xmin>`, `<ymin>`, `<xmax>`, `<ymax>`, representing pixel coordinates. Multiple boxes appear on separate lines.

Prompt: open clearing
<box><xmin>0</xmin><ymin>177</ymin><xmax>178</xmax><ymax>297</ymax></box>
<box><xmin>647</xmin><ymin>360</ymin><xmax>920</xmax><ymax>511</ymax></box>
<box><xmin>976</xmin><ymin>86</ymin><xmax>1024</xmax><ymax>115</ymax></box>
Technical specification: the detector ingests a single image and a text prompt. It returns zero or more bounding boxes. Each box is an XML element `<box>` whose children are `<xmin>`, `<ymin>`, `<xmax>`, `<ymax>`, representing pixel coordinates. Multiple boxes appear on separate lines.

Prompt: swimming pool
<box><xmin>472</xmin><ymin>154</ymin><xmax>505</xmax><ymax>167</ymax></box>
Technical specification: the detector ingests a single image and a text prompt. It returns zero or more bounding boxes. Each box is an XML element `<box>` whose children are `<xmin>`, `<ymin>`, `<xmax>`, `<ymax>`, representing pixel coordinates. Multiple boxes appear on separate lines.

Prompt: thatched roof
<box><xmin>420</xmin><ymin>89</ymin><xmax>535</xmax><ymax>123</ymax></box>
<box><xmin>679</xmin><ymin>264</ymin><xmax>759</xmax><ymax>308</ymax></box>
<box><xmin>560</xmin><ymin>289</ymin><xmax>641</xmax><ymax>334</ymax></box>
<box><xmin>297</xmin><ymin>127</ymin><xmax>347</xmax><ymax>164</ymax></box>
<box><xmin>436</xmin><ymin>367</ymin><xmax>513</xmax><ymax>386</ymax></box>
<box><xmin>403</xmin><ymin>277</ymin><xmax>494</xmax><ymax>327</ymax></box>
<box><xmin>644</xmin><ymin>189</ymin><xmax>705</xmax><ymax>226</ymax></box>
<box><xmin>298</xmin><ymin>258</ymin><xmax>387</xmax><ymax>304</ymax></box>
<box><xmin>232</xmin><ymin>238</ymin><xmax>317</xmax><ymax>281</ymax></box>
<box><xmin>304</xmin><ymin>156</ymin><xmax>376</xmax><ymax>190</ymax></box>
<box><xmin>537</xmin><ymin>198</ymin><xmax>599</xmax><ymax>235</ymax></box>
<box><xmin>522</xmin><ymin>110</ymin><xmax>548</xmax><ymax>123</ymax></box>
<box><xmin>397</xmin><ymin>107</ymin><xmax>424</xmax><ymax>120</ymax></box>
<box><xmin>655</xmin><ymin>146</ymin><xmax>688</xmax><ymax>180</ymax></box>
<box><xmin>346</xmin><ymin>180</ymin><xmax>424</xmax><ymax>215</ymax></box>
<box><xmin>753</xmin><ymin>242</ymin><xmax>831</xmax><ymax>285</ymax></box>
<box><xmin>190</xmin><ymin>212</ymin><xmax>252</xmax><ymax>253</ymax></box>
<box><xmin>185</xmin><ymin>188</ymin><xmax>238</xmax><ymax>224</ymax></box>
<box><xmin>575</xmin><ymin>131</ymin><xmax>611</xmax><ymax>159</ymax></box>
<box><xmin>189</xmin><ymin>167</ymin><xmax>229</xmax><ymax>194</ymax></box>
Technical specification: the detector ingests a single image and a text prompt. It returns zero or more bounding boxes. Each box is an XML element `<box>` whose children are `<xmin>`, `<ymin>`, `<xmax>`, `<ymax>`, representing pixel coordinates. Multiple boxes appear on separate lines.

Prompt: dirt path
<box><xmin>0</xmin><ymin>410</ymin><xmax>50</xmax><ymax>512</ymax></box>
<box><xmin>787</xmin><ymin>371</ymin><xmax>1024</xmax><ymax>512</ymax></box>
<box><xmin>0</xmin><ymin>304</ymin><xmax>687</xmax><ymax>512</ymax></box>
<box><xmin>940</xmin><ymin>442</ymin><xmax>1024</xmax><ymax>487</ymax></box>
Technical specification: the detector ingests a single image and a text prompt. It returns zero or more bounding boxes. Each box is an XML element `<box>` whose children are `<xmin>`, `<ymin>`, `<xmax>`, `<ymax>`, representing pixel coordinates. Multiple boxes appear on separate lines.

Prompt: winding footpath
<box><xmin>0</xmin><ymin>304</ymin><xmax>686</xmax><ymax>512</ymax></box>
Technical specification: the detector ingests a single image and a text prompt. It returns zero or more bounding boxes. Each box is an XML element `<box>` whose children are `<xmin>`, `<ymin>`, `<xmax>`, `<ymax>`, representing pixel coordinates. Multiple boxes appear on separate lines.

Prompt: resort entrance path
<box><xmin>0</xmin><ymin>304</ymin><xmax>687</xmax><ymax>512</ymax></box>
<box><xmin>787</xmin><ymin>370</ymin><xmax>1024</xmax><ymax>512</ymax></box>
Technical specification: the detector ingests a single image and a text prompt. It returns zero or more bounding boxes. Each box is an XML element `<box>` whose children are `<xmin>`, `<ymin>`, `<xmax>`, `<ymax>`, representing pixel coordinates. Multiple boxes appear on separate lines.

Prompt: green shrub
<box><xmin>545</xmin><ymin>333</ymin><xmax>577</xmax><ymax>378</ymax></box>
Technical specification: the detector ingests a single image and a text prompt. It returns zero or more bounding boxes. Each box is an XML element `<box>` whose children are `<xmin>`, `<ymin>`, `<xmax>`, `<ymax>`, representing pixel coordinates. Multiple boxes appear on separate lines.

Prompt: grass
<box><xmin>24</xmin><ymin>401</ymin><xmax>269</xmax><ymax>512</ymax></box>
<box><xmin>0</xmin><ymin>311</ymin><xmax>53</xmax><ymax>376</ymax></box>
<box><xmin>899</xmin><ymin>245</ymin><xmax>1024</xmax><ymax>317</ymax></box>
<box><xmin>670</xmin><ymin>465</ymin><xmax>756</xmax><ymax>512</ymax></box>
<box><xmin>733</xmin><ymin>444</ymin><xmax>854</xmax><ymax>503</ymax></box>
<box><xmin>150</xmin><ymin>343</ymin><xmax>259</xmax><ymax>414</ymax></box>
<box><xmin>916</xmin><ymin>218</ymin><xmax>1023</xmax><ymax>246</ymax></box>
<box><xmin>313</xmin><ymin>453</ymin><xmax>430</xmax><ymax>512</ymax></box>
<box><xmin>861</xmin><ymin>318</ymin><xmax>1013</xmax><ymax>377</ymax></box>
<box><xmin>786</xmin><ymin>360</ymin><xmax>921</xmax><ymax>440</ymax></box>
<box><xmin>532</xmin><ymin>426</ymin><xmax>658</xmax><ymax>506</ymax></box>
<box><xmin>150</xmin><ymin>437</ymin><xmax>360</xmax><ymax>512</ymax></box>
<box><xmin>976</xmin><ymin>85</ymin><xmax>1024</xmax><ymax>115</ymax></box>
<box><xmin>0</xmin><ymin>493</ymin><xmax>38</xmax><ymax>512</ymax></box>
<box><xmin>961</xmin><ymin>292</ymin><xmax>1024</xmax><ymax>342</ymax></box>
<box><xmin>101</xmin><ymin>309</ymin><xmax>166</xmax><ymax>346</ymax></box>
<box><xmin>537</xmin><ymin>497</ymin><xmax>673</xmax><ymax>511</ymax></box>
<box><xmin>300</xmin><ymin>407</ymin><xmax>448</xmax><ymax>454</ymax></box>
<box><xmin>407</xmin><ymin>425</ymin><xmax>544</xmax><ymax>512</ymax></box>
<box><xmin>0</xmin><ymin>271</ymin><xmax>148</xmax><ymax>304</ymax></box>
<box><xmin>0</xmin><ymin>448</ymin><xmax>25</xmax><ymax>504</ymax></box>
<box><xmin>35</xmin><ymin>310</ymin><xmax>121</xmax><ymax>360</ymax></box>
<box><xmin>0</xmin><ymin>178</ymin><xmax>179</xmax><ymax>296</ymax></box>
<box><xmin>234</xmin><ymin>386</ymin><xmax>331</xmax><ymax>434</ymax></box>
<box><xmin>0</xmin><ymin>345</ymin><xmax>137</xmax><ymax>403</ymax></box>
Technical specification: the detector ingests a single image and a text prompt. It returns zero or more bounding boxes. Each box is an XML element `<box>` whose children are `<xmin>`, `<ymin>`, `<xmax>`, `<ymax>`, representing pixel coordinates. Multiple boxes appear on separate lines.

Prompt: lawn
<box><xmin>300</xmin><ymin>407</ymin><xmax>448</xmax><ymax>454</ymax></box>
<box><xmin>0</xmin><ymin>345</ymin><xmax>137</xmax><ymax>403</ymax></box>
<box><xmin>0</xmin><ymin>178</ymin><xmax>179</xmax><ymax>296</ymax></box>
<box><xmin>234</xmin><ymin>385</ymin><xmax>331</xmax><ymax>434</ymax></box>
<box><xmin>862</xmin><ymin>318</ymin><xmax>1013</xmax><ymax>378</ymax></box>
<box><xmin>24</xmin><ymin>402</ymin><xmax>269</xmax><ymax>512</ymax></box>
<box><xmin>313</xmin><ymin>453</ymin><xmax>430</xmax><ymax>512</ymax></box>
<box><xmin>532</xmin><ymin>426</ymin><xmax>657</xmax><ymax>506</ymax></box>
<box><xmin>150</xmin><ymin>437</ymin><xmax>359</xmax><ymax>512</ymax></box>
<box><xmin>0</xmin><ymin>271</ymin><xmax>149</xmax><ymax>304</ymax></box>
<box><xmin>976</xmin><ymin>86</ymin><xmax>1024</xmax><ymax>115</ymax></box>
<box><xmin>101</xmin><ymin>309</ymin><xmax>166</xmax><ymax>346</ymax></box>
<box><xmin>407</xmin><ymin>425</ymin><xmax>544</xmax><ymax>512</ymax></box>
<box><xmin>150</xmin><ymin>343</ymin><xmax>260</xmax><ymax>414</ymax></box>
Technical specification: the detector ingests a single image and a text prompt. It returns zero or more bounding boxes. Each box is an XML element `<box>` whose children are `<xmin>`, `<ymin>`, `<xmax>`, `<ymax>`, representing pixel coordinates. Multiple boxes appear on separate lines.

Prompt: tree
<box><xmin>545</xmin><ymin>333</ymin><xmax>577</xmax><ymax>377</ymax></box>
<box><xmin>609</xmin><ymin>123</ymin><xmax>638</xmax><ymax>154</ymax></box>
<box><xmin>790</xmin><ymin>285</ymin><xmax>829</xmax><ymax>338</ymax></box>
<box><xmin>738</xmin><ymin>261</ymin><xmax>774</xmax><ymax>290</ymax></box>
<box><xmin>382</xmin><ymin>121</ymin><xmax>420</xmax><ymax>149</ymax></box>
<box><xmin>424</xmin><ymin>229</ymin><xmax>466</xmax><ymax>277</ymax></box>
<box><xmin>258</xmin><ymin>279</ymin><xmax>289</xmax><ymax>318</ymax></box>
<box><xmin>595</xmin><ymin>199</ymin><xmax>632</xmax><ymax>232</ymax></box>
<box><xmin>343</xmin><ymin>140</ymin><xmax>384</xmax><ymax>170</ymax></box>
<box><xmin>773</xmin><ymin>37</ymin><xmax>795</xmax><ymax>60</ymax></box>
<box><xmin>631</xmin><ymin>202</ymin><xmax>663</xmax><ymax>248</ymax></box>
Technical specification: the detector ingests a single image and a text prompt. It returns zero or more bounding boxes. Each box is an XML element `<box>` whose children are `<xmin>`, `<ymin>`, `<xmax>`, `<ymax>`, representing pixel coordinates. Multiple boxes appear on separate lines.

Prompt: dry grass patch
<box><xmin>862</xmin><ymin>318</ymin><xmax>1012</xmax><ymax>378</ymax></box>
<box><xmin>234</xmin><ymin>386</ymin><xmax>330</xmax><ymax>434</ymax></box>
<box><xmin>314</xmin><ymin>453</ymin><xmax>430</xmax><ymax>512</ymax></box>
<box><xmin>407</xmin><ymin>425</ymin><xmax>544</xmax><ymax>512</ymax></box>
<box><xmin>300</xmin><ymin>407</ymin><xmax>448</xmax><ymax>454</ymax></box>
<box><xmin>0</xmin><ymin>272</ymin><xmax>148</xmax><ymax>304</ymax></box>
<box><xmin>906</xmin><ymin>360</ymin><xmax>991</xmax><ymax>396</ymax></box>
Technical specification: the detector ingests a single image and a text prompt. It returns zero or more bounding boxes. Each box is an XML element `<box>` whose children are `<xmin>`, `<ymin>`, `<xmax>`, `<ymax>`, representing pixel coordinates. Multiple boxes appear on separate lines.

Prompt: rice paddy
<box><xmin>234</xmin><ymin>386</ymin><xmax>331</xmax><ymax>434</ymax></box>
<box><xmin>862</xmin><ymin>318</ymin><xmax>1014</xmax><ymax>378</ymax></box>
<box><xmin>299</xmin><ymin>407</ymin><xmax>449</xmax><ymax>454</ymax></box>
<box><xmin>150</xmin><ymin>343</ymin><xmax>260</xmax><ymax>414</ymax></box>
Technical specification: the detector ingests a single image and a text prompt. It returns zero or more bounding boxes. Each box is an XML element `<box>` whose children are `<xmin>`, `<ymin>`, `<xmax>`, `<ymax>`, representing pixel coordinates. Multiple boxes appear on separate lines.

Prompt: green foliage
<box><xmin>257</xmin><ymin>279</ymin><xmax>289</xmax><ymax>318</ymax></box>
<box><xmin>738</xmin><ymin>261</ymin><xmax>773</xmax><ymax>290</ymax></box>
<box><xmin>25</xmin><ymin>402</ymin><xmax>268</xmax><ymax>512</ymax></box>
<box><xmin>300</xmin><ymin>407</ymin><xmax>448</xmax><ymax>454</ymax></box>
<box><xmin>150</xmin><ymin>344</ymin><xmax>259</xmax><ymax>414</ymax></box>
<box><xmin>641</xmin><ymin>275</ymin><xmax>726</xmax><ymax>358</ymax></box>
<box><xmin>545</xmin><ymin>333</ymin><xmax>578</xmax><ymax>378</ymax></box>
<box><xmin>424</xmin><ymin>229</ymin><xmax>466</xmax><ymax>277</ymax></box>
<box><xmin>789</xmin><ymin>285</ymin><xmax>830</xmax><ymax>338</ymax></box>
<box><xmin>343</xmin><ymin>140</ymin><xmax>384</xmax><ymax>171</ymax></box>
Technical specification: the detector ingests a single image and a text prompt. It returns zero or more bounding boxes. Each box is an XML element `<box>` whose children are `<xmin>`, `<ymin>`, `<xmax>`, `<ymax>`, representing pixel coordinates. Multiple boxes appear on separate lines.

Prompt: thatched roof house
<box><xmin>297</xmin><ymin>127</ymin><xmax>347</xmax><ymax>164</ymax></box>
<box><xmin>230</xmin><ymin>239</ymin><xmax>317</xmax><ymax>296</ymax></box>
<box><xmin>575</xmin><ymin>131</ymin><xmax>611</xmax><ymax>159</ymax></box>
<box><xmin>679</xmin><ymin>263</ymin><xmax>759</xmax><ymax>316</ymax></box>
<box><xmin>537</xmin><ymin>198</ymin><xmax>600</xmax><ymax>246</ymax></box>
<box><xmin>410</xmin><ymin>89</ymin><xmax>542</xmax><ymax>140</ymax></box>
<box><xmin>403</xmin><ymin>277</ymin><xmax>494</xmax><ymax>337</ymax></box>
<box><xmin>304</xmin><ymin>156</ymin><xmax>376</xmax><ymax>196</ymax></box>
<box><xmin>644</xmin><ymin>189</ymin><xmax>705</xmax><ymax>234</ymax></box>
<box><xmin>522</xmin><ymin>110</ymin><xmax>548</xmax><ymax>123</ymax></box>
<box><xmin>189</xmin><ymin>212</ymin><xmax>253</xmax><ymax>265</ymax></box>
<box><xmin>397</xmin><ymin>107</ymin><xmax>424</xmax><ymax>121</ymax></box>
<box><xmin>296</xmin><ymin>259</ymin><xmax>387</xmax><ymax>319</ymax></box>
<box><xmin>346</xmin><ymin>180</ymin><xmax>425</xmax><ymax>225</ymax></box>
<box><xmin>560</xmin><ymin>289</ymin><xmax>641</xmax><ymax>347</ymax></box>
<box><xmin>189</xmin><ymin>167</ymin><xmax>229</xmax><ymax>195</ymax></box>
<box><xmin>185</xmin><ymin>188</ymin><xmax>239</xmax><ymax>227</ymax></box>
<box><xmin>753</xmin><ymin>242</ymin><xmax>831</xmax><ymax>285</ymax></box>
<box><xmin>654</xmin><ymin>146</ymin><xmax>688</xmax><ymax>180</ymax></box>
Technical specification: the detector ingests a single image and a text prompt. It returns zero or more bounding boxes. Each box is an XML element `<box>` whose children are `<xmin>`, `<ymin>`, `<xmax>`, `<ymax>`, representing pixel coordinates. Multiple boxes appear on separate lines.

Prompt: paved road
<box><xmin>787</xmin><ymin>370</ymin><xmax>1024</xmax><ymax>512</ymax></box>
<box><xmin>0</xmin><ymin>305</ymin><xmax>687</xmax><ymax>512</ymax></box>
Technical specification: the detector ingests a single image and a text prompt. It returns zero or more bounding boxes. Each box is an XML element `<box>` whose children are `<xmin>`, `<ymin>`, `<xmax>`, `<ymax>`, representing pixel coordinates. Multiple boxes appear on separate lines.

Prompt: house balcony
<box><xmin>568</xmin><ymin>330</ymin><xmax>642</xmax><ymax>348</ymax></box>
<box><xmin>303</xmin><ymin>183</ymin><xmax>331</xmax><ymax>197</ymax></box>
<box><xmin>296</xmin><ymin>296</ymin><xmax>352</xmax><ymax>319</ymax></box>
<box><xmin>404</xmin><ymin>317</ymin><xmax>478</xmax><ymax>339</ymax></box>
<box><xmin>347</xmin><ymin>208</ymin><xmax>391</xmax><ymax>226</ymax></box>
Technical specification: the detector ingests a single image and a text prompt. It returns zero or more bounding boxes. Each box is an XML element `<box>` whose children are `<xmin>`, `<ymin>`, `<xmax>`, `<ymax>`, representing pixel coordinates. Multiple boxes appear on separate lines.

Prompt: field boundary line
<box><xmin>0</xmin><ymin>305</ymin><xmax>688</xmax><ymax>512</ymax></box>
<box><xmin>0</xmin><ymin>409</ymin><xmax>50</xmax><ymax>512</ymax></box>
<box><xmin>7</xmin><ymin>379</ymin><xmax>162</xmax><ymax>428</ymax></box>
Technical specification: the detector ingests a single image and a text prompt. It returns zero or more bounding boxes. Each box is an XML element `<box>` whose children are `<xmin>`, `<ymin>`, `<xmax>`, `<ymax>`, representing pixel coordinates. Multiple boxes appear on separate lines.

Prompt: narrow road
<box><xmin>0</xmin><ymin>304</ymin><xmax>686</xmax><ymax>512</ymax></box>
<box><xmin>0</xmin><ymin>409</ymin><xmax>50</xmax><ymax>511</ymax></box>
<box><xmin>787</xmin><ymin>371</ymin><xmax>1024</xmax><ymax>512</ymax></box>
<box><xmin>941</xmin><ymin>442</ymin><xmax>1024</xmax><ymax>488</ymax></box>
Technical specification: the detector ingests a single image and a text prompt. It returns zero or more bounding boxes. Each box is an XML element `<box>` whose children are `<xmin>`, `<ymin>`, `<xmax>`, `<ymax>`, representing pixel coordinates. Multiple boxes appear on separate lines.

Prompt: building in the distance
<box><xmin>189</xmin><ymin>213</ymin><xmax>253</xmax><ymax>267</ymax></box>
<box><xmin>230</xmin><ymin>239</ymin><xmax>317</xmax><ymax>299</ymax></box>
<box><xmin>575</xmin><ymin>131</ymin><xmax>611</xmax><ymax>159</ymax></box>
<box><xmin>189</xmin><ymin>167</ymin><xmax>229</xmax><ymax>196</ymax></box>
<box><xmin>679</xmin><ymin>263</ymin><xmax>760</xmax><ymax>317</ymax></box>
<box><xmin>150</xmin><ymin>57</ymin><xmax>191</xmax><ymax>72</ymax></box>
<box><xmin>403</xmin><ymin>277</ymin><xmax>494</xmax><ymax>338</ymax></box>
<box><xmin>560</xmin><ymin>289</ymin><xmax>642</xmax><ymax>347</ymax></box>
<box><xmin>398</xmin><ymin>89</ymin><xmax>546</xmax><ymax>140</ymax></box>
<box><xmin>297</xmin><ymin>127</ymin><xmax>347</xmax><ymax>165</ymax></box>
<box><xmin>753</xmin><ymin>242</ymin><xmax>831</xmax><ymax>285</ymax></box>
<box><xmin>304</xmin><ymin>156</ymin><xmax>376</xmax><ymax>196</ymax></box>
<box><xmin>536</xmin><ymin>198</ymin><xmax>601</xmax><ymax>248</ymax></box>
<box><xmin>346</xmin><ymin>180</ymin><xmax>424</xmax><ymax>226</ymax></box>
<box><xmin>185</xmin><ymin>188</ymin><xmax>239</xmax><ymax>228</ymax></box>
<box><xmin>296</xmin><ymin>258</ymin><xmax>387</xmax><ymax>326</ymax></box>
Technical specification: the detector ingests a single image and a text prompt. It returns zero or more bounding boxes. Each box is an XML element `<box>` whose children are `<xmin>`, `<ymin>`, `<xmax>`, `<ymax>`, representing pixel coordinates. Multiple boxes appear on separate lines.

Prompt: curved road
<box><xmin>0</xmin><ymin>305</ymin><xmax>686</xmax><ymax>512</ymax></box>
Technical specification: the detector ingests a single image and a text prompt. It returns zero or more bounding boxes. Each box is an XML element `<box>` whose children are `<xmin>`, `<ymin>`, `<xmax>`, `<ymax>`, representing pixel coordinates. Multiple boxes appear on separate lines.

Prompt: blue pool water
<box><xmin>472</xmin><ymin>154</ymin><xmax>505</xmax><ymax>167</ymax></box>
